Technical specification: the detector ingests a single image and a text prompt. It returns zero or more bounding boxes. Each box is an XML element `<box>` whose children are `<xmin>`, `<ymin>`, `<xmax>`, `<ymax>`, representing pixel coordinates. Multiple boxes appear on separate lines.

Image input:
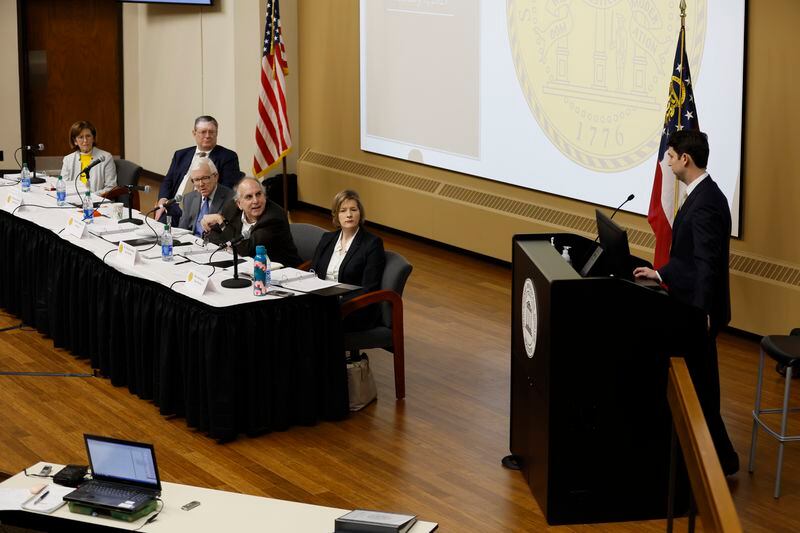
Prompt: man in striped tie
<box><xmin>177</xmin><ymin>158</ymin><xmax>234</xmax><ymax>236</ymax></box>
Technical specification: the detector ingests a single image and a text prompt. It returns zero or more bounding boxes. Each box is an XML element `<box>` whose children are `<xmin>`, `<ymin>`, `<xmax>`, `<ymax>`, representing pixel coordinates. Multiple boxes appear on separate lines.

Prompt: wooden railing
<box><xmin>666</xmin><ymin>357</ymin><xmax>742</xmax><ymax>533</ymax></box>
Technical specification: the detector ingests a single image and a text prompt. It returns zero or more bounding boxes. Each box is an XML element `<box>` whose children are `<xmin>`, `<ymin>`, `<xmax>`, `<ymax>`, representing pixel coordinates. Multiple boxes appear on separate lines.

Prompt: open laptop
<box><xmin>63</xmin><ymin>434</ymin><xmax>162</xmax><ymax>514</ymax></box>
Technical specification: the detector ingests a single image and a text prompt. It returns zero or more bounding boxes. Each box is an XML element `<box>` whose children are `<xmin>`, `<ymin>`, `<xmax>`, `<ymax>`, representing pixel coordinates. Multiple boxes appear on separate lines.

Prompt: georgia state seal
<box><xmin>522</xmin><ymin>278</ymin><xmax>538</xmax><ymax>359</ymax></box>
<box><xmin>507</xmin><ymin>0</ymin><xmax>707</xmax><ymax>172</ymax></box>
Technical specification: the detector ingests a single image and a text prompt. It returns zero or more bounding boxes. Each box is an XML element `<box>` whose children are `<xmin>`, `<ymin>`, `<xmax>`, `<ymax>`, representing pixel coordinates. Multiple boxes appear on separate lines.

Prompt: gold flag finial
<box><xmin>680</xmin><ymin>0</ymin><xmax>687</xmax><ymax>19</ymax></box>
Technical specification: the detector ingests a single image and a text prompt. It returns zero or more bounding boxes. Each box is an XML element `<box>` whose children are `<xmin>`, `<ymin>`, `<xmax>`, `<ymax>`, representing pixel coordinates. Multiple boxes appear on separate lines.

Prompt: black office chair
<box><xmin>341</xmin><ymin>251</ymin><xmax>412</xmax><ymax>400</ymax></box>
<box><xmin>289</xmin><ymin>223</ymin><xmax>327</xmax><ymax>271</ymax></box>
<box><xmin>103</xmin><ymin>159</ymin><xmax>142</xmax><ymax>210</ymax></box>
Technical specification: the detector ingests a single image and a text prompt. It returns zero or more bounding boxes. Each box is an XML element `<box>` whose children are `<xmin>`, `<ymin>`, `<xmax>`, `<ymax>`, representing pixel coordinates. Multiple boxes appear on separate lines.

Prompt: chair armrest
<box><xmin>340</xmin><ymin>289</ymin><xmax>402</xmax><ymax>317</ymax></box>
<box><xmin>100</xmin><ymin>186</ymin><xmax>128</xmax><ymax>200</ymax></box>
<box><xmin>297</xmin><ymin>260</ymin><xmax>312</xmax><ymax>271</ymax></box>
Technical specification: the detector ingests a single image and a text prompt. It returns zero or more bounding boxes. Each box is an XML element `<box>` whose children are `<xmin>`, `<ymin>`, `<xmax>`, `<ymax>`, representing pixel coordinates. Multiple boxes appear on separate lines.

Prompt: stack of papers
<box><xmin>271</xmin><ymin>268</ymin><xmax>339</xmax><ymax>292</ymax></box>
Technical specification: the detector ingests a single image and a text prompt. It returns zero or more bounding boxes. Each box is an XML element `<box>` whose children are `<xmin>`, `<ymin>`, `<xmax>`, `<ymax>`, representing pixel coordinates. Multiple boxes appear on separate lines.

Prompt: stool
<box><xmin>748</xmin><ymin>334</ymin><xmax>800</xmax><ymax>498</ymax></box>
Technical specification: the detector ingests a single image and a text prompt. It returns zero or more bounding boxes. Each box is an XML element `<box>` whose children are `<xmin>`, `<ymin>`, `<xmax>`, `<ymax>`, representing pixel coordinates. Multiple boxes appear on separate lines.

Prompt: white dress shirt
<box><xmin>325</xmin><ymin>228</ymin><xmax>359</xmax><ymax>282</ymax></box>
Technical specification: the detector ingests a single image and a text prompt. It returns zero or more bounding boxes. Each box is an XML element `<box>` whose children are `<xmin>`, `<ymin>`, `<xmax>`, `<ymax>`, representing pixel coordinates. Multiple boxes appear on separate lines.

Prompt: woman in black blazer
<box><xmin>311</xmin><ymin>190</ymin><xmax>386</xmax><ymax>332</ymax></box>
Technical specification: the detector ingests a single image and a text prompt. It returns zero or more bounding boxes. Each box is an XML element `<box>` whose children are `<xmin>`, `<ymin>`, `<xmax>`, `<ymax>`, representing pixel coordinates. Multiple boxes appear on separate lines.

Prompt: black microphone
<box><xmin>22</xmin><ymin>143</ymin><xmax>45</xmax><ymax>151</ymax></box>
<box><xmin>219</xmin><ymin>233</ymin><xmax>249</xmax><ymax>249</ymax></box>
<box><xmin>609</xmin><ymin>193</ymin><xmax>635</xmax><ymax>220</ymax></box>
<box><xmin>79</xmin><ymin>155</ymin><xmax>107</xmax><ymax>177</ymax></box>
<box><xmin>594</xmin><ymin>194</ymin><xmax>635</xmax><ymax>243</ymax></box>
<box><xmin>161</xmin><ymin>194</ymin><xmax>183</xmax><ymax>208</ymax></box>
<box><xmin>125</xmin><ymin>184</ymin><xmax>151</xmax><ymax>193</ymax></box>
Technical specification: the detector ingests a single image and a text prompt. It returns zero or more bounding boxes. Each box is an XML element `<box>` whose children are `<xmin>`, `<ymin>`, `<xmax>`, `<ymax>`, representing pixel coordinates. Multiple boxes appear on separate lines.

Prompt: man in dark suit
<box><xmin>177</xmin><ymin>158</ymin><xmax>234</xmax><ymax>236</ymax></box>
<box><xmin>201</xmin><ymin>177</ymin><xmax>301</xmax><ymax>267</ymax></box>
<box><xmin>156</xmin><ymin>115</ymin><xmax>241</xmax><ymax>222</ymax></box>
<box><xmin>634</xmin><ymin>129</ymin><xmax>738</xmax><ymax>475</ymax></box>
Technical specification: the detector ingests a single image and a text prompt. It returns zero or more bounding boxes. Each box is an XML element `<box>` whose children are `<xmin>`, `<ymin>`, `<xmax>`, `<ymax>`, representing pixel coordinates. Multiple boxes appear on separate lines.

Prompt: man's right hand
<box><xmin>201</xmin><ymin>213</ymin><xmax>225</xmax><ymax>232</ymax></box>
<box><xmin>153</xmin><ymin>198</ymin><xmax>168</xmax><ymax>220</ymax></box>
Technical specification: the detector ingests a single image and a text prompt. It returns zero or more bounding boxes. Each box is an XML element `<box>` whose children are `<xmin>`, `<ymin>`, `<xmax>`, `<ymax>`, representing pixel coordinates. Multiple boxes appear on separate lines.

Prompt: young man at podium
<box><xmin>633</xmin><ymin>130</ymin><xmax>739</xmax><ymax>476</ymax></box>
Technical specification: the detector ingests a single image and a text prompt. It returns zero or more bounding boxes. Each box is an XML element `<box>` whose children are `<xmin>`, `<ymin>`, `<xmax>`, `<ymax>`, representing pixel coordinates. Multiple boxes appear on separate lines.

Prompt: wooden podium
<box><xmin>510</xmin><ymin>233</ymin><xmax>706</xmax><ymax>525</ymax></box>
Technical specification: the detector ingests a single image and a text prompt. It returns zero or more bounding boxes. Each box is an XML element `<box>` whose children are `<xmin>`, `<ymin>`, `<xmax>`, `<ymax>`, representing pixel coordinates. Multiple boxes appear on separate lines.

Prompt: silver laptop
<box><xmin>63</xmin><ymin>434</ymin><xmax>161</xmax><ymax>513</ymax></box>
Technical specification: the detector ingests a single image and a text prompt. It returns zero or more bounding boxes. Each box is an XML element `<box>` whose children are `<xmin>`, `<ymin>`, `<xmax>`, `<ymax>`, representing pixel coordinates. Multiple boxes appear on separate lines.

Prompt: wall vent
<box><xmin>300</xmin><ymin>150</ymin><xmax>800</xmax><ymax>289</ymax></box>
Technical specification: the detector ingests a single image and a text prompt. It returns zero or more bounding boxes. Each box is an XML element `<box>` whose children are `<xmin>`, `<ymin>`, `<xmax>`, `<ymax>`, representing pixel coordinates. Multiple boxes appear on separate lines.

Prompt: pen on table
<box><xmin>33</xmin><ymin>490</ymin><xmax>49</xmax><ymax>504</ymax></box>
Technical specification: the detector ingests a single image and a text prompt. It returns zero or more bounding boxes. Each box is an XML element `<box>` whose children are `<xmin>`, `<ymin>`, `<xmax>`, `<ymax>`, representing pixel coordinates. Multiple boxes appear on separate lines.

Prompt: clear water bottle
<box><xmin>253</xmin><ymin>245</ymin><xmax>270</xmax><ymax>296</ymax></box>
<box><xmin>81</xmin><ymin>191</ymin><xmax>94</xmax><ymax>223</ymax></box>
<box><xmin>21</xmin><ymin>163</ymin><xmax>31</xmax><ymax>192</ymax></box>
<box><xmin>160</xmin><ymin>223</ymin><xmax>173</xmax><ymax>262</ymax></box>
<box><xmin>55</xmin><ymin>175</ymin><xmax>66</xmax><ymax>206</ymax></box>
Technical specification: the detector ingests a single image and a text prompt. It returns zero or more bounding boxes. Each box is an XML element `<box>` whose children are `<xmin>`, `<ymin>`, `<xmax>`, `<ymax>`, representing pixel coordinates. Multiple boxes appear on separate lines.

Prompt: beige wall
<box><xmin>295</xmin><ymin>0</ymin><xmax>800</xmax><ymax>336</ymax></box>
<box><xmin>122</xmin><ymin>0</ymin><xmax>299</xmax><ymax>177</ymax></box>
<box><xmin>0</xmin><ymin>0</ymin><xmax>21</xmax><ymax>165</ymax></box>
<box><xmin>3</xmin><ymin>1</ymin><xmax>798</xmax><ymax>334</ymax></box>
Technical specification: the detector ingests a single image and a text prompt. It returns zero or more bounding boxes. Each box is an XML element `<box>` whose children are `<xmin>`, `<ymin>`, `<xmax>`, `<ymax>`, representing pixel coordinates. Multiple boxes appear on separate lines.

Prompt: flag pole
<box><xmin>282</xmin><ymin>157</ymin><xmax>290</xmax><ymax>219</ymax></box>
<box><xmin>673</xmin><ymin>0</ymin><xmax>688</xmax><ymax>217</ymax></box>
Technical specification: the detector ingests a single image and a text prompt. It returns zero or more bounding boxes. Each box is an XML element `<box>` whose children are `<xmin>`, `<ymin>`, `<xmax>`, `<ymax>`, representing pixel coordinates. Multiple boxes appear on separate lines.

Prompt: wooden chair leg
<box><xmin>391</xmin><ymin>304</ymin><xmax>406</xmax><ymax>400</ymax></box>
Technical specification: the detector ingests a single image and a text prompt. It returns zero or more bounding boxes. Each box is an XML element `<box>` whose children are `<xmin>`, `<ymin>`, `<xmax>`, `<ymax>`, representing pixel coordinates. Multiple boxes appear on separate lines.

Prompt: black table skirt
<box><xmin>0</xmin><ymin>210</ymin><xmax>348</xmax><ymax>440</ymax></box>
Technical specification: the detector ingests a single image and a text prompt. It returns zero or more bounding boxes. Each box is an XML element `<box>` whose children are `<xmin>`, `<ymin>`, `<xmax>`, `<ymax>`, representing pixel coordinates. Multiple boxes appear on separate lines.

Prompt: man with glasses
<box><xmin>201</xmin><ymin>177</ymin><xmax>301</xmax><ymax>267</ymax></box>
<box><xmin>156</xmin><ymin>115</ymin><xmax>241</xmax><ymax>222</ymax></box>
<box><xmin>178</xmin><ymin>158</ymin><xmax>233</xmax><ymax>236</ymax></box>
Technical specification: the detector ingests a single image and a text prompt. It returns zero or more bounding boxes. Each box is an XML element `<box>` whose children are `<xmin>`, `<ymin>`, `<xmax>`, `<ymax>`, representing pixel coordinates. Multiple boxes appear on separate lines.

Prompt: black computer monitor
<box><xmin>595</xmin><ymin>209</ymin><xmax>632</xmax><ymax>280</ymax></box>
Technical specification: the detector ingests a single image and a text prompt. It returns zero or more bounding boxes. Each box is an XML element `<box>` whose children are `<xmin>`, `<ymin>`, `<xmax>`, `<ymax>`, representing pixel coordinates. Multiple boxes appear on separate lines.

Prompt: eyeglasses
<box><xmin>194</xmin><ymin>129</ymin><xmax>217</xmax><ymax>136</ymax></box>
<box><xmin>191</xmin><ymin>174</ymin><xmax>217</xmax><ymax>184</ymax></box>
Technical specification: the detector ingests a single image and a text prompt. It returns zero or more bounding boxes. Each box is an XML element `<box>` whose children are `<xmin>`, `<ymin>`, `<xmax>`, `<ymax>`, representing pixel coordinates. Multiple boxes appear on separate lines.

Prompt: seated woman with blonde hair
<box><xmin>59</xmin><ymin>120</ymin><xmax>116</xmax><ymax>195</ymax></box>
<box><xmin>311</xmin><ymin>190</ymin><xmax>386</xmax><ymax>332</ymax></box>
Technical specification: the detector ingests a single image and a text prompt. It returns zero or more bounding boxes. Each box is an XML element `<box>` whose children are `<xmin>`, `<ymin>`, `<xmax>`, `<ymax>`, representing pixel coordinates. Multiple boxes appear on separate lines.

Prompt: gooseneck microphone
<box><xmin>125</xmin><ymin>184</ymin><xmax>151</xmax><ymax>193</ymax></box>
<box><xmin>161</xmin><ymin>194</ymin><xmax>183</xmax><ymax>208</ymax></box>
<box><xmin>78</xmin><ymin>155</ymin><xmax>107</xmax><ymax>177</ymax></box>
<box><xmin>17</xmin><ymin>143</ymin><xmax>47</xmax><ymax>183</ymax></box>
<box><xmin>593</xmin><ymin>193</ymin><xmax>635</xmax><ymax>244</ymax></box>
<box><xmin>609</xmin><ymin>193</ymin><xmax>635</xmax><ymax>220</ymax></box>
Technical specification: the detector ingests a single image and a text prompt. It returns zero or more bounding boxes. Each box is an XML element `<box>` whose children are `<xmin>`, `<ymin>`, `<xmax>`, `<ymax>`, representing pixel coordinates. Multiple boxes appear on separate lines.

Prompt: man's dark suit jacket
<box><xmin>209</xmin><ymin>199</ymin><xmax>301</xmax><ymax>267</ymax></box>
<box><xmin>158</xmin><ymin>144</ymin><xmax>240</xmax><ymax>221</ymax></box>
<box><xmin>658</xmin><ymin>176</ymin><xmax>731</xmax><ymax>331</ymax></box>
<box><xmin>311</xmin><ymin>228</ymin><xmax>386</xmax><ymax>331</ymax></box>
<box><xmin>177</xmin><ymin>184</ymin><xmax>234</xmax><ymax>233</ymax></box>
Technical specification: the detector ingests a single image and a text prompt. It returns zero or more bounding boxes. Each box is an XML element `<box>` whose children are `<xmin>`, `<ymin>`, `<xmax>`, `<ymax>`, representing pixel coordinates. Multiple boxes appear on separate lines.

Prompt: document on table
<box><xmin>0</xmin><ymin>488</ymin><xmax>32</xmax><ymax>510</ymax></box>
<box><xmin>271</xmin><ymin>267</ymin><xmax>340</xmax><ymax>292</ymax></box>
<box><xmin>20</xmin><ymin>483</ymin><xmax>72</xmax><ymax>513</ymax></box>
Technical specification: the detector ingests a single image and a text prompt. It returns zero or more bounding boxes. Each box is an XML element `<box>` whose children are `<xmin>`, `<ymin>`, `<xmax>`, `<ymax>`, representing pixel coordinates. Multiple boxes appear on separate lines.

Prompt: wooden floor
<box><xmin>1</xmin><ymin>205</ymin><xmax>799</xmax><ymax>532</ymax></box>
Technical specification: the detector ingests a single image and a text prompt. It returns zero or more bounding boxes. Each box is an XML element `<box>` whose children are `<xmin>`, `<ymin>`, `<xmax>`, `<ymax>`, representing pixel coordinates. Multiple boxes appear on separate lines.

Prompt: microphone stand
<box><xmin>220</xmin><ymin>245</ymin><xmax>251</xmax><ymax>289</ymax></box>
<box><xmin>25</xmin><ymin>147</ymin><xmax>46</xmax><ymax>184</ymax></box>
<box><xmin>118</xmin><ymin>184</ymin><xmax>143</xmax><ymax>225</ymax></box>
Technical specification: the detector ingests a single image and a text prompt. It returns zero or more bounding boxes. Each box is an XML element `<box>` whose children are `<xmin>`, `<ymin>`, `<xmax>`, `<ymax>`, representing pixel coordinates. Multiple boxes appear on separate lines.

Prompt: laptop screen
<box><xmin>84</xmin><ymin>434</ymin><xmax>161</xmax><ymax>491</ymax></box>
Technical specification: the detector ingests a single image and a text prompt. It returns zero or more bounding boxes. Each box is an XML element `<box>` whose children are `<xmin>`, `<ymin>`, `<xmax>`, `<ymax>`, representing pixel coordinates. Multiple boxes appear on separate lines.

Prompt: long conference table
<box><xmin>0</xmin><ymin>463</ymin><xmax>438</xmax><ymax>532</ymax></box>
<box><xmin>0</xmin><ymin>175</ymin><xmax>348</xmax><ymax>440</ymax></box>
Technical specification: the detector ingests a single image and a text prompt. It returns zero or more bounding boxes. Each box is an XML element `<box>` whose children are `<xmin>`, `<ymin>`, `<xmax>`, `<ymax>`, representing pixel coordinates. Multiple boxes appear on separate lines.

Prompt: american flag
<box><xmin>253</xmin><ymin>0</ymin><xmax>291</xmax><ymax>178</ymax></box>
<box><xmin>647</xmin><ymin>24</ymin><xmax>699</xmax><ymax>269</ymax></box>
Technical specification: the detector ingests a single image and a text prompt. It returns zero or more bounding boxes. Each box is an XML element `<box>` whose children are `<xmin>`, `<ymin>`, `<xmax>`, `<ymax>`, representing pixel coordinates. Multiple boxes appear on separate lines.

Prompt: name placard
<box><xmin>2</xmin><ymin>189</ymin><xmax>23</xmax><ymax>213</ymax></box>
<box><xmin>117</xmin><ymin>241</ymin><xmax>138</xmax><ymax>267</ymax></box>
<box><xmin>184</xmin><ymin>270</ymin><xmax>212</xmax><ymax>297</ymax></box>
<box><xmin>65</xmin><ymin>216</ymin><xmax>87</xmax><ymax>239</ymax></box>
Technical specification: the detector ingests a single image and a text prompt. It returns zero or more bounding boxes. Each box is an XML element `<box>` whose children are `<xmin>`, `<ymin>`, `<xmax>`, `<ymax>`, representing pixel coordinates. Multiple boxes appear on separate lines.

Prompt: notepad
<box><xmin>21</xmin><ymin>484</ymin><xmax>73</xmax><ymax>514</ymax></box>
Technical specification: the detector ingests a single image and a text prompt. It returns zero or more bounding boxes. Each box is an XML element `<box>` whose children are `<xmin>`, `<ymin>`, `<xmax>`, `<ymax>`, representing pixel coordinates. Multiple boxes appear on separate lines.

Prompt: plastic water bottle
<box><xmin>253</xmin><ymin>245</ymin><xmax>271</xmax><ymax>296</ymax></box>
<box><xmin>56</xmin><ymin>175</ymin><xmax>66</xmax><ymax>206</ymax></box>
<box><xmin>81</xmin><ymin>191</ymin><xmax>94</xmax><ymax>223</ymax></box>
<box><xmin>160</xmin><ymin>223</ymin><xmax>173</xmax><ymax>262</ymax></box>
<box><xmin>21</xmin><ymin>164</ymin><xmax>31</xmax><ymax>192</ymax></box>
